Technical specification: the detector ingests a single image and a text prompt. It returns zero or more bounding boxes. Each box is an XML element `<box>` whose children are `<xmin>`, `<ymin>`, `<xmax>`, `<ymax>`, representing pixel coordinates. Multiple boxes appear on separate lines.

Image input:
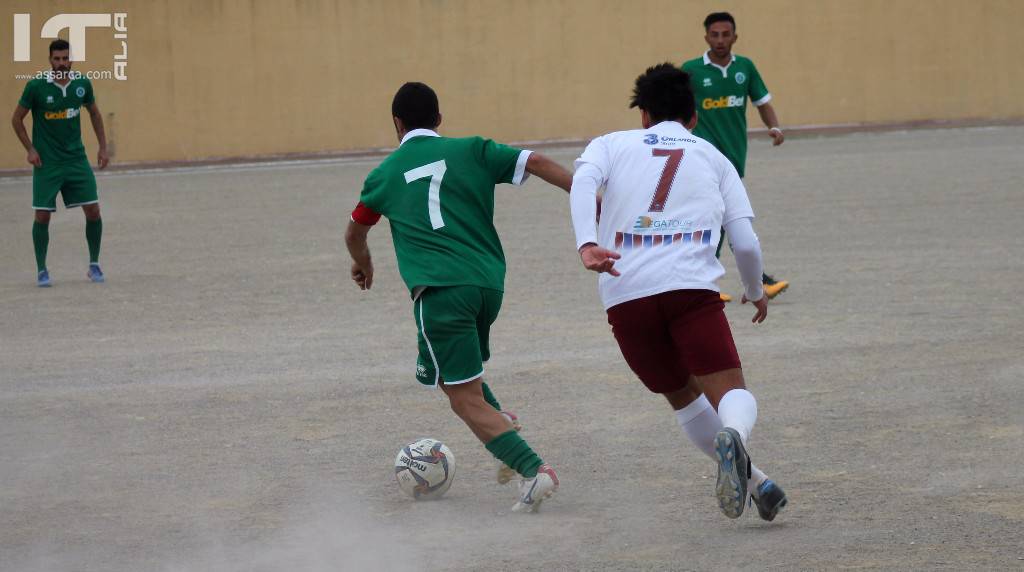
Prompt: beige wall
<box><xmin>3</xmin><ymin>0</ymin><xmax>1023</xmax><ymax>169</ymax></box>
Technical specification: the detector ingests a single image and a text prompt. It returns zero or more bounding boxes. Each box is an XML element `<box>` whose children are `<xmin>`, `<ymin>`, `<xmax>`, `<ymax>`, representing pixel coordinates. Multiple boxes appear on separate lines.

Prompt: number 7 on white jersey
<box><xmin>404</xmin><ymin>160</ymin><xmax>448</xmax><ymax>230</ymax></box>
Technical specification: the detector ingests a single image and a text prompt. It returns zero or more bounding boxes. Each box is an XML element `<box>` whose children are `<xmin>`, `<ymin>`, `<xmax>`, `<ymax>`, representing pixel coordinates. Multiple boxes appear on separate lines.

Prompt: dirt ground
<box><xmin>2</xmin><ymin>126</ymin><xmax>1023</xmax><ymax>571</ymax></box>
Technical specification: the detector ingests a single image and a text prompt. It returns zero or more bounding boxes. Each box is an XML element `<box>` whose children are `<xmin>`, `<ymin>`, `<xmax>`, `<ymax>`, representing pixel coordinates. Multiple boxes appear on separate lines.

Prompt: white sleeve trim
<box><xmin>512</xmin><ymin>150</ymin><xmax>533</xmax><ymax>185</ymax></box>
<box><xmin>753</xmin><ymin>93</ymin><xmax>772</xmax><ymax>107</ymax></box>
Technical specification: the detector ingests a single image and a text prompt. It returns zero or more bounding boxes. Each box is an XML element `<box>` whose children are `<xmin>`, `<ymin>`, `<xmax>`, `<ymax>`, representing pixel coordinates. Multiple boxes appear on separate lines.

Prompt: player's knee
<box><xmin>34</xmin><ymin>210</ymin><xmax>51</xmax><ymax>224</ymax></box>
<box><xmin>83</xmin><ymin>204</ymin><xmax>101</xmax><ymax>220</ymax></box>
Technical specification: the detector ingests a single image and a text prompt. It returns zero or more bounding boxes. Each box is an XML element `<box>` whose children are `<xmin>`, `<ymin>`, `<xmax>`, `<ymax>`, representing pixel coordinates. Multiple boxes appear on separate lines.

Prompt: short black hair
<box><xmin>49</xmin><ymin>39</ymin><xmax>70</xmax><ymax>56</ymax></box>
<box><xmin>391</xmin><ymin>82</ymin><xmax>440</xmax><ymax>130</ymax></box>
<box><xmin>629</xmin><ymin>63</ymin><xmax>696</xmax><ymax>125</ymax></box>
<box><xmin>703</xmin><ymin>12</ymin><xmax>736</xmax><ymax>31</ymax></box>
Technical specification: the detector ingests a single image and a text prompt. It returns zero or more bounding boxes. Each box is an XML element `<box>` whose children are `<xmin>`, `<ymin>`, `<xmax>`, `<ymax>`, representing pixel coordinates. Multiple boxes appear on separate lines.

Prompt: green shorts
<box><xmin>413</xmin><ymin>285</ymin><xmax>503</xmax><ymax>387</ymax></box>
<box><xmin>32</xmin><ymin>158</ymin><xmax>98</xmax><ymax>212</ymax></box>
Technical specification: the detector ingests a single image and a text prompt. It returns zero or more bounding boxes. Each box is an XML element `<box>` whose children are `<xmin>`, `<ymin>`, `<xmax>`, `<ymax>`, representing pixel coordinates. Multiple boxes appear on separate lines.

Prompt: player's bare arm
<box><xmin>11</xmin><ymin>105</ymin><xmax>41</xmax><ymax>167</ymax></box>
<box><xmin>85</xmin><ymin>102</ymin><xmax>110</xmax><ymax>169</ymax></box>
<box><xmin>757</xmin><ymin>102</ymin><xmax>784</xmax><ymax>146</ymax></box>
<box><xmin>524</xmin><ymin>152</ymin><xmax>573</xmax><ymax>192</ymax></box>
<box><xmin>345</xmin><ymin>220</ymin><xmax>374</xmax><ymax>290</ymax></box>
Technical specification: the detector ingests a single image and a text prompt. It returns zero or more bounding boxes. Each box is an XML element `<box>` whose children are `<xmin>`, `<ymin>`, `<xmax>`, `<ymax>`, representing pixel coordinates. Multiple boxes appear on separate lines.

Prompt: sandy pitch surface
<box><xmin>2</xmin><ymin>127</ymin><xmax>1023</xmax><ymax>571</ymax></box>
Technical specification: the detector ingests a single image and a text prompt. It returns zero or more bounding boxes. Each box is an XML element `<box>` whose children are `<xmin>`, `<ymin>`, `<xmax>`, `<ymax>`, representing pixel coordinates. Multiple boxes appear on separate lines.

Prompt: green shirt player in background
<box><xmin>11</xmin><ymin>39</ymin><xmax>109</xmax><ymax>287</ymax></box>
<box><xmin>683</xmin><ymin>12</ymin><xmax>789</xmax><ymax>301</ymax></box>
<box><xmin>345</xmin><ymin>82</ymin><xmax>573</xmax><ymax>512</ymax></box>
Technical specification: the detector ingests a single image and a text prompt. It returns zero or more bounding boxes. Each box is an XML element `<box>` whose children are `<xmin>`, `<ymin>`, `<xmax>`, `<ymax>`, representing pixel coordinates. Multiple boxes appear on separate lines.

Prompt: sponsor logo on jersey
<box><xmin>43</xmin><ymin>108</ymin><xmax>80</xmax><ymax>120</ymax></box>
<box><xmin>642</xmin><ymin>134</ymin><xmax>698</xmax><ymax>146</ymax></box>
<box><xmin>735</xmin><ymin>72</ymin><xmax>746</xmax><ymax>84</ymax></box>
<box><xmin>615</xmin><ymin>230</ymin><xmax>712</xmax><ymax>250</ymax></box>
<box><xmin>703</xmin><ymin>77</ymin><xmax>713</xmax><ymax>87</ymax></box>
<box><xmin>633</xmin><ymin>216</ymin><xmax>693</xmax><ymax>233</ymax></box>
<box><xmin>702</xmin><ymin>95</ymin><xmax>745</xmax><ymax>110</ymax></box>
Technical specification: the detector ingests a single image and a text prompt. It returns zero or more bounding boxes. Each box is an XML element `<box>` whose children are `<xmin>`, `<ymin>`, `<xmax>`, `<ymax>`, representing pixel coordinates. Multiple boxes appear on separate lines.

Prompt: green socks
<box><xmin>485</xmin><ymin>430</ymin><xmax>543</xmax><ymax>478</ymax></box>
<box><xmin>86</xmin><ymin>218</ymin><xmax>102</xmax><ymax>264</ymax></box>
<box><xmin>481</xmin><ymin>382</ymin><xmax>502</xmax><ymax>411</ymax></box>
<box><xmin>32</xmin><ymin>221</ymin><xmax>49</xmax><ymax>272</ymax></box>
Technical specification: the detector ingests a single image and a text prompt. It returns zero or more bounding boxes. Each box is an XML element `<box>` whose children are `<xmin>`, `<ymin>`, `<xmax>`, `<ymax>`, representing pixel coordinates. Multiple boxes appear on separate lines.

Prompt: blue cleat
<box><xmin>752</xmin><ymin>479</ymin><xmax>788</xmax><ymax>522</ymax></box>
<box><xmin>37</xmin><ymin>269</ymin><xmax>51</xmax><ymax>287</ymax></box>
<box><xmin>87</xmin><ymin>263</ymin><xmax>105</xmax><ymax>283</ymax></box>
<box><xmin>714</xmin><ymin>427</ymin><xmax>750</xmax><ymax>519</ymax></box>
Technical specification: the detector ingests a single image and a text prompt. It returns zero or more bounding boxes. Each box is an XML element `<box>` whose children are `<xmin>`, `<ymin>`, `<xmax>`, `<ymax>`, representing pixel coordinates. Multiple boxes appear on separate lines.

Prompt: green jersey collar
<box><xmin>702</xmin><ymin>50</ymin><xmax>736</xmax><ymax>78</ymax></box>
<box><xmin>400</xmin><ymin>128</ymin><xmax>441</xmax><ymax>146</ymax></box>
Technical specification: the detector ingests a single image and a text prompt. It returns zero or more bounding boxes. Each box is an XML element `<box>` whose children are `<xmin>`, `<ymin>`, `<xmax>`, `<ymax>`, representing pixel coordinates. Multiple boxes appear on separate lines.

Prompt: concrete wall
<box><xmin>3</xmin><ymin>0</ymin><xmax>1023</xmax><ymax>169</ymax></box>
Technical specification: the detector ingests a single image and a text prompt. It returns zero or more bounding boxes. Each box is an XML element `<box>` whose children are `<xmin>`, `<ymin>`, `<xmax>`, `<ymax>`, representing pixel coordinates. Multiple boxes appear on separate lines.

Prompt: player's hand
<box><xmin>768</xmin><ymin>128</ymin><xmax>785</xmax><ymax>146</ymax></box>
<box><xmin>27</xmin><ymin>148</ymin><xmax>42</xmax><ymax>167</ymax></box>
<box><xmin>351</xmin><ymin>262</ymin><xmax>374</xmax><ymax>290</ymax></box>
<box><xmin>579</xmin><ymin>244</ymin><xmax>621</xmax><ymax>277</ymax></box>
<box><xmin>97</xmin><ymin>148</ymin><xmax>110</xmax><ymax>170</ymax></box>
<box><xmin>741</xmin><ymin>294</ymin><xmax>768</xmax><ymax>323</ymax></box>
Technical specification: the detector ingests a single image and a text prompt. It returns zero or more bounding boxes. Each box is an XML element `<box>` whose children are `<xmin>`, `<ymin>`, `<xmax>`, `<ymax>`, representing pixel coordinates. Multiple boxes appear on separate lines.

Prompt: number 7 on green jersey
<box><xmin>404</xmin><ymin>160</ymin><xmax>448</xmax><ymax>230</ymax></box>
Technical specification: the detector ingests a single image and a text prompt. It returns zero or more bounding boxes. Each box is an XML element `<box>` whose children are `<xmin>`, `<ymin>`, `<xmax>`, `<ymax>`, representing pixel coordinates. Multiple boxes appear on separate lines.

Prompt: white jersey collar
<box><xmin>400</xmin><ymin>128</ymin><xmax>440</xmax><ymax>146</ymax></box>
<box><xmin>651</xmin><ymin>120</ymin><xmax>692</xmax><ymax>135</ymax></box>
<box><xmin>702</xmin><ymin>50</ymin><xmax>736</xmax><ymax>77</ymax></box>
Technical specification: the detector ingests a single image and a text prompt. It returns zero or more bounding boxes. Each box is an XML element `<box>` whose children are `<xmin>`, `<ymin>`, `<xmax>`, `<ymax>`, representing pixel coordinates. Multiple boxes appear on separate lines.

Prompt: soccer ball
<box><xmin>394</xmin><ymin>438</ymin><xmax>456</xmax><ymax>500</ymax></box>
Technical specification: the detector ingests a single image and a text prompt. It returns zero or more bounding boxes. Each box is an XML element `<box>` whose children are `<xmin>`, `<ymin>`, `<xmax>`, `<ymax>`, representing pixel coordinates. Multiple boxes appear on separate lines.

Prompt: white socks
<box><xmin>717</xmin><ymin>388</ymin><xmax>758</xmax><ymax>445</ymax></box>
<box><xmin>675</xmin><ymin>391</ymin><xmax>767</xmax><ymax>494</ymax></box>
<box><xmin>674</xmin><ymin>394</ymin><xmax>721</xmax><ymax>459</ymax></box>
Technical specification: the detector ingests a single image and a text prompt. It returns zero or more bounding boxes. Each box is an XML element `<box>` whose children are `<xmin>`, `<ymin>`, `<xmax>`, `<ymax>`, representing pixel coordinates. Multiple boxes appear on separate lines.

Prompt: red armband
<box><xmin>350</xmin><ymin>202</ymin><xmax>382</xmax><ymax>226</ymax></box>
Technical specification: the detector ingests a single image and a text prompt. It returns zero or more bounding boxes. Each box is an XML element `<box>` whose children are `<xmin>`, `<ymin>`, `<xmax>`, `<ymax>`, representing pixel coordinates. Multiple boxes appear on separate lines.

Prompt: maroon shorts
<box><xmin>606</xmin><ymin>289</ymin><xmax>741</xmax><ymax>394</ymax></box>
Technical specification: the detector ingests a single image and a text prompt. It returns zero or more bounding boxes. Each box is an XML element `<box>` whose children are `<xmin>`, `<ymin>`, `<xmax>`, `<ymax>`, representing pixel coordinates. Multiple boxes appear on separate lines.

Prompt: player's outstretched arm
<box><xmin>723</xmin><ymin>217</ymin><xmax>768</xmax><ymax>323</ymax></box>
<box><xmin>11</xmin><ymin>105</ymin><xmax>41</xmax><ymax>167</ymax></box>
<box><xmin>345</xmin><ymin>220</ymin><xmax>374</xmax><ymax>290</ymax></box>
<box><xmin>525</xmin><ymin>152</ymin><xmax>572</xmax><ymax>192</ymax></box>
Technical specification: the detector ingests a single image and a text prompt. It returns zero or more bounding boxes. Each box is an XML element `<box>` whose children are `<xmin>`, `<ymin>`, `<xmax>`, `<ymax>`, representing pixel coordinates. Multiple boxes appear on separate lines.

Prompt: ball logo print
<box><xmin>394</xmin><ymin>438</ymin><xmax>456</xmax><ymax>500</ymax></box>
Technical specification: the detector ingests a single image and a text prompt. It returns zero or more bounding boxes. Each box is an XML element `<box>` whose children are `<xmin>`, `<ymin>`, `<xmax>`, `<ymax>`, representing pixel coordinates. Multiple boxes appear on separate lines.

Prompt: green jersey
<box><xmin>682</xmin><ymin>52</ymin><xmax>770</xmax><ymax>178</ymax></box>
<box><xmin>18</xmin><ymin>75</ymin><xmax>95</xmax><ymax>164</ymax></box>
<box><xmin>357</xmin><ymin>130</ymin><xmax>530</xmax><ymax>295</ymax></box>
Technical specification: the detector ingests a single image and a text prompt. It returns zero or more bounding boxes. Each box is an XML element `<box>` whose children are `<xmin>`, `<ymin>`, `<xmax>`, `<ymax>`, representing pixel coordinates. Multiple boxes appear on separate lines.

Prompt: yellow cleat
<box><xmin>763</xmin><ymin>279</ymin><xmax>789</xmax><ymax>300</ymax></box>
<box><xmin>720</xmin><ymin>292</ymin><xmax>733</xmax><ymax>303</ymax></box>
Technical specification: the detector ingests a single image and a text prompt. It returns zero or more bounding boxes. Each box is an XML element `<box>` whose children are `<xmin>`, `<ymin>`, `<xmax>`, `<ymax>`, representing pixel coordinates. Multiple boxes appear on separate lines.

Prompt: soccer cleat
<box><xmin>720</xmin><ymin>292</ymin><xmax>733</xmax><ymax>303</ymax></box>
<box><xmin>496</xmin><ymin>411</ymin><xmax>523</xmax><ymax>484</ymax></box>
<box><xmin>752</xmin><ymin>479</ymin><xmax>788</xmax><ymax>522</ymax></box>
<box><xmin>761</xmin><ymin>275</ymin><xmax>788</xmax><ymax>299</ymax></box>
<box><xmin>87</xmin><ymin>263</ymin><xmax>105</xmax><ymax>283</ymax></box>
<box><xmin>511</xmin><ymin>464</ymin><xmax>558</xmax><ymax>513</ymax></box>
<box><xmin>714</xmin><ymin>428</ymin><xmax>751</xmax><ymax>519</ymax></box>
<box><xmin>37</xmin><ymin>270</ymin><xmax>51</xmax><ymax>287</ymax></box>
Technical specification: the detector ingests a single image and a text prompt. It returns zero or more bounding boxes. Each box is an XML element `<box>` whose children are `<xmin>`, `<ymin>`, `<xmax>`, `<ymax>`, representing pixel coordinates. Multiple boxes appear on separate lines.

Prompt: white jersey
<box><xmin>571</xmin><ymin>120</ymin><xmax>755</xmax><ymax>310</ymax></box>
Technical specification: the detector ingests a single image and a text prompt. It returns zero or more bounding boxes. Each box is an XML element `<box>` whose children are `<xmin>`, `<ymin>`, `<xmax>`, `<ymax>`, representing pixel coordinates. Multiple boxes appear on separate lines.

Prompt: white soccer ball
<box><xmin>394</xmin><ymin>438</ymin><xmax>456</xmax><ymax>500</ymax></box>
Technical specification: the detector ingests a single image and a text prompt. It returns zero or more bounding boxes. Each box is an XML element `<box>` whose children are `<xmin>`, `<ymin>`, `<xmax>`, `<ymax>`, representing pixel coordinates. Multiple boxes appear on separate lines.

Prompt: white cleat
<box><xmin>496</xmin><ymin>411</ymin><xmax>522</xmax><ymax>484</ymax></box>
<box><xmin>511</xmin><ymin>464</ymin><xmax>558</xmax><ymax>513</ymax></box>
